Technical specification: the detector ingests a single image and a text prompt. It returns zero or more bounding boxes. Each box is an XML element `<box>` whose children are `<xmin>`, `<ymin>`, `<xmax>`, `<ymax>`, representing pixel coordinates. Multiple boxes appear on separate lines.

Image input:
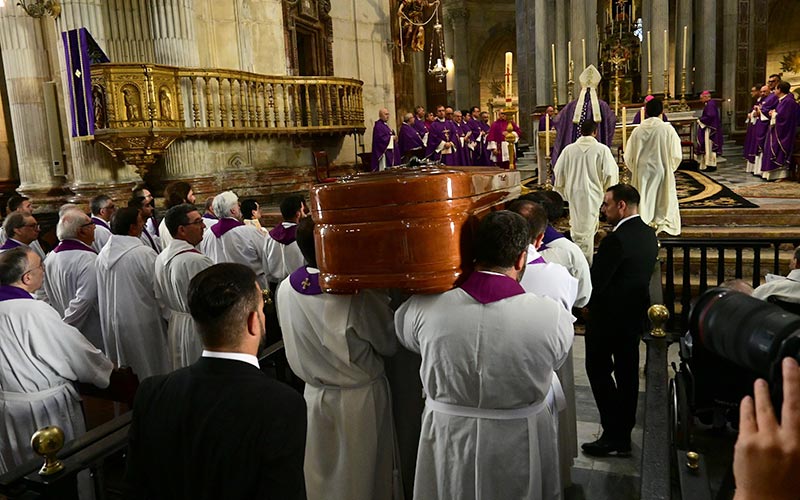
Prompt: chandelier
<box><xmin>427</xmin><ymin>13</ymin><xmax>448</xmax><ymax>83</ymax></box>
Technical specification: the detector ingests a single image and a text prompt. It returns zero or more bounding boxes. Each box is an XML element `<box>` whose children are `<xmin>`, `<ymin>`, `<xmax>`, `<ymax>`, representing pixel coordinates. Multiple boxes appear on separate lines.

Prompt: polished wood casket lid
<box><xmin>310</xmin><ymin>166</ymin><xmax>520</xmax><ymax>294</ymax></box>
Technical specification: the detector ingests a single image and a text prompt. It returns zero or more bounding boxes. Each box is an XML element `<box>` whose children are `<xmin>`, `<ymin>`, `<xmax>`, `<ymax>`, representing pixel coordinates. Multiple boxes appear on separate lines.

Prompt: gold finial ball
<box><xmin>686</xmin><ymin>451</ymin><xmax>700</xmax><ymax>470</ymax></box>
<box><xmin>31</xmin><ymin>426</ymin><xmax>65</xmax><ymax>476</ymax></box>
<box><xmin>648</xmin><ymin>304</ymin><xmax>670</xmax><ymax>338</ymax></box>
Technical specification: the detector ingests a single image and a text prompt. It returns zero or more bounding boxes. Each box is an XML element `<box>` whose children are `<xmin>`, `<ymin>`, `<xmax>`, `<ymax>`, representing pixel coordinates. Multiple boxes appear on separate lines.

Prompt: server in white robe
<box><xmin>624</xmin><ymin>97</ymin><xmax>682</xmax><ymax>235</ymax></box>
<box><xmin>154</xmin><ymin>205</ymin><xmax>213</xmax><ymax>370</ymax></box>
<box><xmin>158</xmin><ymin>181</ymin><xmax>197</xmax><ymax>249</ymax></box>
<box><xmin>201</xmin><ymin>196</ymin><xmax>218</xmax><ymax>230</ymax></box>
<box><xmin>1</xmin><ymin>213</ymin><xmax>48</xmax><ymax>302</ymax></box>
<box><xmin>200</xmin><ymin>191</ymin><xmax>269</xmax><ymax>289</ymax></box>
<box><xmin>264</xmin><ymin>195</ymin><xmax>307</xmax><ymax>286</ymax></box>
<box><xmin>553</xmin><ymin>120</ymin><xmax>619</xmax><ymax>264</ymax></box>
<box><xmin>90</xmin><ymin>194</ymin><xmax>116</xmax><ymax>252</ymax></box>
<box><xmin>509</xmin><ymin>200</ymin><xmax>580</xmax><ymax>490</ymax></box>
<box><xmin>129</xmin><ymin>195</ymin><xmax>162</xmax><ymax>253</ymax></box>
<box><xmin>43</xmin><ymin>209</ymin><xmax>103</xmax><ymax>349</ymax></box>
<box><xmin>395</xmin><ymin>211</ymin><xmax>573</xmax><ymax>500</ymax></box>
<box><xmin>518</xmin><ymin>191</ymin><xmax>592</xmax><ymax>309</ymax></box>
<box><xmin>277</xmin><ymin>217</ymin><xmax>402</xmax><ymax>500</ymax></box>
<box><xmin>96</xmin><ymin>207</ymin><xmax>169</xmax><ymax>380</ymax></box>
<box><xmin>0</xmin><ymin>196</ymin><xmax>46</xmax><ymax>260</ymax></box>
<box><xmin>0</xmin><ymin>247</ymin><xmax>113</xmax><ymax>473</ymax></box>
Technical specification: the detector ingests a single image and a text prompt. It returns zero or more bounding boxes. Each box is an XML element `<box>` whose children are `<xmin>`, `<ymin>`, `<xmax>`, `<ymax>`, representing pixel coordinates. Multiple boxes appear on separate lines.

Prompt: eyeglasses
<box><xmin>81</xmin><ymin>221</ymin><xmax>96</xmax><ymax>228</ymax></box>
<box><xmin>180</xmin><ymin>219</ymin><xmax>205</xmax><ymax>227</ymax></box>
<box><xmin>23</xmin><ymin>223</ymin><xmax>40</xmax><ymax>230</ymax></box>
<box><xmin>23</xmin><ymin>262</ymin><xmax>44</xmax><ymax>276</ymax></box>
<box><xmin>101</xmin><ymin>204</ymin><xmax>116</xmax><ymax>211</ymax></box>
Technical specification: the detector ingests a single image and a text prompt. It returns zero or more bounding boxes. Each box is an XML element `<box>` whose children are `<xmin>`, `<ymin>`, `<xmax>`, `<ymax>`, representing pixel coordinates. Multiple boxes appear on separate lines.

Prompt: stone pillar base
<box><xmin>67</xmin><ymin>181</ymin><xmax>139</xmax><ymax>209</ymax></box>
<box><xmin>16</xmin><ymin>184</ymin><xmax>74</xmax><ymax>214</ymax></box>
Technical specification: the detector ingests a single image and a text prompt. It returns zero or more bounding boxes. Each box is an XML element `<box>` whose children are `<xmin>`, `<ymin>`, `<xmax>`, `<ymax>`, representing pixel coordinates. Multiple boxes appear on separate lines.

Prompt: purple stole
<box><xmin>210</xmin><ymin>218</ymin><xmax>244</xmax><ymax>238</ymax></box>
<box><xmin>289</xmin><ymin>267</ymin><xmax>322</xmax><ymax>295</ymax></box>
<box><xmin>528</xmin><ymin>255</ymin><xmax>547</xmax><ymax>265</ymax></box>
<box><xmin>268</xmin><ymin>223</ymin><xmax>297</xmax><ymax>245</ymax></box>
<box><xmin>459</xmin><ymin>271</ymin><xmax>525</xmax><ymax>305</ymax></box>
<box><xmin>764</xmin><ymin>95</ymin><xmax>800</xmax><ymax>171</ymax></box>
<box><xmin>53</xmin><ymin>239</ymin><xmax>96</xmax><ymax>254</ymax></box>
<box><xmin>539</xmin><ymin>225</ymin><xmax>565</xmax><ymax>251</ymax></box>
<box><xmin>0</xmin><ymin>239</ymin><xmax>21</xmax><ymax>251</ymax></box>
<box><xmin>202</xmin><ymin>213</ymin><xmax>218</xmax><ymax>221</ymax></box>
<box><xmin>175</xmin><ymin>248</ymin><xmax>202</xmax><ymax>257</ymax></box>
<box><xmin>142</xmin><ymin>227</ymin><xmax>157</xmax><ymax>251</ymax></box>
<box><xmin>91</xmin><ymin>216</ymin><xmax>111</xmax><ymax>231</ymax></box>
<box><xmin>0</xmin><ymin>285</ymin><xmax>33</xmax><ymax>301</ymax></box>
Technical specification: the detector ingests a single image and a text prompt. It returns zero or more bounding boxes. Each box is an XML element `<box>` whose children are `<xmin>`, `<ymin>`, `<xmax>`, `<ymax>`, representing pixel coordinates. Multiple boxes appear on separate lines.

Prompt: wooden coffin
<box><xmin>309</xmin><ymin>166</ymin><xmax>521</xmax><ymax>294</ymax></box>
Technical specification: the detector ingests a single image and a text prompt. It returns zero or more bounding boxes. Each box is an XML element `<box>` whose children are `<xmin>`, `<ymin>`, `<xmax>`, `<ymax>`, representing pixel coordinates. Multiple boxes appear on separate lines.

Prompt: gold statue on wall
<box><xmin>159</xmin><ymin>88</ymin><xmax>173</xmax><ymax>120</ymax></box>
<box><xmin>122</xmin><ymin>86</ymin><xmax>140</xmax><ymax>121</ymax></box>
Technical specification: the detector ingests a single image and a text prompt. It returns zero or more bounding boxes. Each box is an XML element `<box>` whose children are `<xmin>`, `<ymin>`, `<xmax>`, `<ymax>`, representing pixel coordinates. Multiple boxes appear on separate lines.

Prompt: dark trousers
<box><xmin>585</xmin><ymin>324</ymin><xmax>642</xmax><ymax>443</ymax></box>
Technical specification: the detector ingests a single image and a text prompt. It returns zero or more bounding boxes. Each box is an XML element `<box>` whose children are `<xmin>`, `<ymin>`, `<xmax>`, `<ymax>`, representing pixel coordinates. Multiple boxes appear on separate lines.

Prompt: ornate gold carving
<box><xmin>31</xmin><ymin>426</ymin><xmax>65</xmax><ymax>476</ymax></box>
<box><xmin>17</xmin><ymin>0</ymin><xmax>60</xmax><ymax>19</ymax></box>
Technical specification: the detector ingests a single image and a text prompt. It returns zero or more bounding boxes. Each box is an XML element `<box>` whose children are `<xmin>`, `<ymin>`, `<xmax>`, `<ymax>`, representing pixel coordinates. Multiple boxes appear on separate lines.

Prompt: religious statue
<box><xmin>398</xmin><ymin>0</ymin><xmax>427</xmax><ymax>50</ymax></box>
<box><xmin>122</xmin><ymin>87</ymin><xmax>140</xmax><ymax>121</ymax></box>
<box><xmin>92</xmin><ymin>85</ymin><xmax>106</xmax><ymax>130</ymax></box>
<box><xmin>160</xmin><ymin>88</ymin><xmax>173</xmax><ymax>120</ymax></box>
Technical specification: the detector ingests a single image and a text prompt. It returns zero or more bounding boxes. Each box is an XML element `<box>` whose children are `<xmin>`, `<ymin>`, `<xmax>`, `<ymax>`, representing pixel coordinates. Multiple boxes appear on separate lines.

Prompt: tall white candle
<box><xmin>582</xmin><ymin>38</ymin><xmax>586</xmax><ymax>69</ymax></box>
<box><xmin>682</xmin><ymin>25</ymin><xmax>688</xmax><ymax>70</ymax></box>
<box><xmin>622</xmin><ymin>107</ymin><xmax>627</xmax><ymax>149</ymax></box>
<box><xmin>663</xmin><ymin>29</ymin><xmax>668</xmax><ymax>72</ymax></box>
<box><xmin>568</xmin><ymin>41</ymin><xmax>572</xmax><ymax>69</ymax></box>
<box><xmin>505</xmin><ymin>52</ymin><xmax>513</xmax><ymax>100</ymax></box>
<box><xmin>551</xmin><ymin>44</ymin><xmax>557</xmax><ymax>83</ymax></box>
<box><xmin>647</xmin><ymin>31</ymin><xmax>652</xmax><ymax>73</ymax></box>
<box><xmin>545</xmin><ymin>113</ymin><xmax>551</xmax><ymax>153</ymax></box>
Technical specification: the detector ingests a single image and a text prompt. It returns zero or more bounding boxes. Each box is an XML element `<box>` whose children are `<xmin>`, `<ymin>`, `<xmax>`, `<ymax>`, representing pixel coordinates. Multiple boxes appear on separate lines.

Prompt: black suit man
<box><xmin>126</xmin><ymin>263</ymin><xmax>307</xmax><ymax>500</ymax></box>
<box><xmin>582</xmin><ymin>184</ymin><xmax>659</xmax><ymax>457</ymax></box>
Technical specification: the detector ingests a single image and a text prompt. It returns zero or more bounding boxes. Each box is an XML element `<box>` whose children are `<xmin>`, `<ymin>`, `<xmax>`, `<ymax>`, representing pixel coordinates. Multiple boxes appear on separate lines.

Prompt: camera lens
<box><xmin>689</xmin><ymin>287</ymin><xmax>800</xmax><ymax>377</ymax></box>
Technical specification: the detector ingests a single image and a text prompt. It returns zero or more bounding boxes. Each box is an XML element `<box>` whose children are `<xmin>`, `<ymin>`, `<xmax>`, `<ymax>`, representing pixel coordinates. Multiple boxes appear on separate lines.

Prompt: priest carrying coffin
<box><xmin>552</xmin><ymin>65</ymin><xmax>616</xmax><ymax>167</ymax></box>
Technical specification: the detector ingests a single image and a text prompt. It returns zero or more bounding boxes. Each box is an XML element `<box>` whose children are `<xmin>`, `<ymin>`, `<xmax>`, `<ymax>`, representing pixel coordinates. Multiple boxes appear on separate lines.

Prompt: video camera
<box><xmin>689</xmin><ymin>287</ymin><xmax>800</xmax><ymax>408</ymax></box>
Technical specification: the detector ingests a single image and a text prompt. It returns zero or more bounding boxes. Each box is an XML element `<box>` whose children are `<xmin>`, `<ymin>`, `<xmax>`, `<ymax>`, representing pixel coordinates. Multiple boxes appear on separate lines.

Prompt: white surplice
<box><xmin>96</xmin><ymin>235</ymin><xmax>169</xmax><ymax>379</ymax></box>
<box><xmin>540</xmin><ymin>237</ymin><xmax>592</xmax><ymax>308</ymax></box>
<box><xmin>91</xmin><ymin>217</ymin><xmax>112</xmax><ymax>253</ymax></box>
<box><xmin>154</xmin><ymin>240</ymin><xmax>213</xmax><ymax>370</ymax></box>
<box><xmin>264</xmin><ymin>222</ymin><xmax>305</xmax><ymax>284</ymax></box>
<box><xmin>0</xmin><ymin>239</ymin><xmax>49</xmax><ymax>302</ymax></box>
<box><xmin>43</xmin><ymin>240</ymin><xmax>103</xmax><ymax>349</ymax></box>
<box><xmin>157</xmin><ymin>218</ymin><xmax>173</xmax><ymax>249</ymax></box>
<box><xmin>276</xmin><ymin>268</ymin><xmax>401</xmax><ymax>500</ymax></box>
<box><xmin>395</xmin><ymin>284</ymin><xmax>573</xmax><ymax>500</ymax></box>
<box><xmin>0</xmin><ymin>293</ymin><xmax>112</xmax><ymax>473</ymax></box>
<box><xmin>519</xmin><ymin>245</ymin><xmax>580</xmax><ymax>490</ymax></box>
<box><xmin>753</xmin><ymin>269</ymin><xmax>800</xmax><ymax>303</ymax></box>
<box><xmin>553</xmin><ymin>136</ymin><xmax>619</xmax><ymax>262</ymax></box>
<box><xmin>624</xmin><ymin>117</ymin><xmax>683</xmax><ymax>235</ymax></box>
<box><xmin>200</xmin><ymin>220</ymin><xmax>269</xmax><ymax>289</ymax></box>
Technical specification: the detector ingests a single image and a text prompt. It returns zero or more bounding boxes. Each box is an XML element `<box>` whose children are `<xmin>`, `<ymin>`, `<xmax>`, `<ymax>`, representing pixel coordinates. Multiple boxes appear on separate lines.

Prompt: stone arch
<box><xmin>473</xmin><ymin>25</ymin><xmax>517</xmax><ymax>110</ymax></box>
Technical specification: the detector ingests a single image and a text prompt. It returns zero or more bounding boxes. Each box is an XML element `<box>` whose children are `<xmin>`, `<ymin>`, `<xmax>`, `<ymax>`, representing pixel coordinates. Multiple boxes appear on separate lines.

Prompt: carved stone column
<box><xmin>0</xmin><ymin>7</ymin><xmax>68</xmax><ymax>209</ymax></box>
<box><xmin>516</xmin><ymin>0</ymin><xmax>534</xmax><ymax>135</ymax></box>
<box><xmin>650</xmin><ymin>0</ymin><xmax>669</xmax><ymax>95</ymax></box>
<box><xmin>57</xmin><ymin>0</ymin><xmax>140</xmax><ymax>204</ymax></box>
<box><xmin>555</xmin><ymin>0</ymin><xmax>568</xmax><ymax>102</ymax></box>
<box><xmin>447</xmin><ymin>7</ymin><xmax>470</xmax><ymax>110</ymax></box>
<box><xmin>676</xmin><ymin>0</ymin><xmax>693</xmax><ymax>96</ymax></box>
<box><xmin>146</xmin><ymin>0</ymin><xmax>213</xmax><ymax>194</ymax></box>
<box><xmin>534</xmin><ymin>0</ymin><xmax>549</xmax><ymax>106</ymax></box>
<box><xmin>695</xmin><ymin>0</ymin><xmax>716</xmax><ymax>92</ymax></box>
<box><xmin>570</xmin><ymin>0</ymin><xmax>586</xmax><ymax>99</ymax></box>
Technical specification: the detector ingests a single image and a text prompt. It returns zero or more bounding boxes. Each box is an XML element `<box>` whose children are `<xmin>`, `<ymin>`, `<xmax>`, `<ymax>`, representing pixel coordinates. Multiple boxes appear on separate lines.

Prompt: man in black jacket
<box><xmin>582</xmin><ymin>184</ymin><xmax>658</xmax><ymax>457</ymax></box>
<box><xmin>126</xmin><ymin>263</ymin><xmax>307</xmax><ymax>499</ymax></box>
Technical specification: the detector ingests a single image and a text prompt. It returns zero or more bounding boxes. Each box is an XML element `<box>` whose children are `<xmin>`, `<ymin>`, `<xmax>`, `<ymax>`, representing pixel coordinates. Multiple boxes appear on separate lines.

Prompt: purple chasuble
<box><xmin>0</xmin><ymin>285</ymin><xmax>33</xmax><ymax>301</ymax></box>
<box><xmin>0</xmin><ymin>239</ymin><xmax>21</xmax><ymax>251</ymax></box>
<box><xmin>412</xmin><ymin>117</ymin><xmax>428</xmax><ymax>137</ymax></box>
<box><xmin>53</xmin><ymin>239</ymin><xmax>97</xmax><ymax>254</ymax></box>
<box><xmin>756</xmin><ymin>93</ymin><xmax>779</xmax><ymax>150</ymax></box>
<box><xmin>289</xmin><ymin>267</ymin><xmax>322</xmax><ymax>295</ymax></box>
<box><xmin>473</xmin><ymin>120</ymin><xmax>491</xmax><ymax>165</ymax></box>
<box><xmin>453</xmin><ymin>121</ymin><xmax>471</xmax><ymax>165</ymax></box>
<box><xmin>268</xmin><ymin>223</ymin><xmax>297</xmax><ymax>245</ymax></box>
<box><xmin>91</xmin><ymin>216</ymin><xmax>110</xmax><ymax>231</ymax></box>
<box><xmin>398</xmin><ymin>122</ymin><xmax>425</xmax><ymax>157</ymax></box>
<box><xmin>370</xmin><ymin>120</ymin><xmax>399</xmax><ymax>171</ymax></box>
<box><xmin>743</xmin><ymin>101</ymin><xmax>762</xmax><ymax>163</ymax></box>
<box><xmin>458</xmin><ymin>271</ymin><xmax>526</xmax><ymax>305</ymax></box>
<box><xmin>552</xmin><ymin>96</ymin><xmax>615</xmax><ymax>166</ymax></box>
<box><xmin>538</xmin><ymin>115</ymin><xmax>555</xmax><ymax>131</ymax></box>
<box><xmin>695</xmin><ymin>100</ymin><xmax>723</xmax><ymax>155</ymax></box>
<box><xmin>763</xmin><ymin>95</ymin><xmax>800</xmax><ymax>172</ymax></box>
<box><xmin>210</xmin><ymin>218</ymin><xmax>244</xmax><ymax>238</ymax></box>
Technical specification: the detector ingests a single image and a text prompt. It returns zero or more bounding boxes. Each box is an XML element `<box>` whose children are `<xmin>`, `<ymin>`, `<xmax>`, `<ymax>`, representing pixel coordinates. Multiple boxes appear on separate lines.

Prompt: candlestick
<box><xmin>682</xmin><ymin>25</ymin><xmax>688</xmax><ymax>70</ymax></box>
<box><xmin>622</xmin><ymin>107</ymin><xmax>627</xmax><ymax>150</ymax></box>
<box><xmin>582</xmin><ymin>38</ymin><xmax>586</xmax><ymax>69</ymax></box>
<box><xmin>545</xmin><ymin>113</ymin><xmax>550</xmax><ymax>153</ymax></box>
<box><xmin>505</xmin><ymin>52</ymin><xmax>513</xmax><ymax>101</ymax></box>
<box><xmin>663</xmin><ymin>70</ymin><xmax>670</xmax><ymax>101</ymax></box>
<box><xmin>647</xmin><ymin>31</ymin><xmax>651</xmax><ymax>73</ymax></box>
<box><xmin>551</xmin><ymin>44</ymin><xmax>556</xmax><ymax>84</ymax></box>
<box><xmin>567</xmin><ymin>59</ymin><xmax>574</xmax><ymax>102</ymax></box>
<box><xmin>663</xmin><ymin>29</ymin><xmax>668</xmax><ymax>72</ymax></box>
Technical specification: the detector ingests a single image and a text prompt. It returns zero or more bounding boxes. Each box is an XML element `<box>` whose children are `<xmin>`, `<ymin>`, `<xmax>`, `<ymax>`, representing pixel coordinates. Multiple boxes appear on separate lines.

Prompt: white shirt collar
<box><xmin>202</xmin><ymin>350</ymin><xmax>260</xmax><ymax>369</ymax></box>
<box><xmin>613</xmin><ymin>214</ymin><xmax>640</xmax><ymax>232</ymax></box>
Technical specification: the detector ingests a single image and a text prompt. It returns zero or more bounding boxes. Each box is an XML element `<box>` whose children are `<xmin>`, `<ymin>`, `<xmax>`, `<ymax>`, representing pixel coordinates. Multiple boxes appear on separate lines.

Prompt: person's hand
<box><xmin>733</xmin><ymin>357</ymin><xmax>800</xmax><ymax>500</ymax></box>
<box><xmin>770</xmin><ymin>109</ymin><xmax>777</xmax><ymax>118</ymax></box>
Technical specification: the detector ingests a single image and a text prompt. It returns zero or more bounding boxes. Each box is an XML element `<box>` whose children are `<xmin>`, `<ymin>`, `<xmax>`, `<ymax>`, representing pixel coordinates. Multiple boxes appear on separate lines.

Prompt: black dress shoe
<box><xmin>581</xmin><ymin>436</ymin><xmax>632</xmax><ymax>457</ymax></box>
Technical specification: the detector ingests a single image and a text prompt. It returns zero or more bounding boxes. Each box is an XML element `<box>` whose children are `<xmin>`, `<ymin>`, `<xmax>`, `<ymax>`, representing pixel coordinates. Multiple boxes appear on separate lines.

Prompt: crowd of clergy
<box><xmin>370</xmin><ymin>102</ymin><xmax>520</xmax><ymax>171</ymax></box>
